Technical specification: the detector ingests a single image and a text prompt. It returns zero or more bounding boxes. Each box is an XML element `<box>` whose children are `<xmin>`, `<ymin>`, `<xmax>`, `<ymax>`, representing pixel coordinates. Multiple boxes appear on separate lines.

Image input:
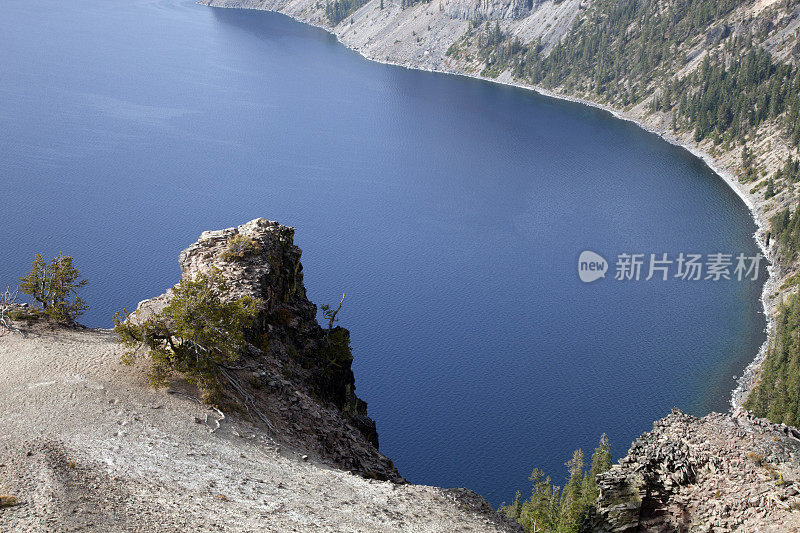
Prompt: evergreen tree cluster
<box><xmin>400</xmin><ymin>0</ymin><xmax>429</xmax><ymax>8</ymax></box>
<box><xmin>114</xmin><ymin>271</ymin><xmax>261</xmax><ymax>401</ymax></box>
<box><xmin>768</xmin><ymin>200</ymin><xmax>800</xmax><ymax>264</ymax></box>
<box><xmin>459</xmin><ymin>0</ymin><xmax>800</xmax><ymax>164</ymax></box>
<box><xmin>748</xmin><ymin>190</ymin><xmax>800</xmax><ymax>424</ymax></box>
<box><xmin>473</xmin><ymin>22</ymin><xmax>526</xmax><ymax>77</ymax></box>
<box><xmin>665</xmin><ymin>46</ymin><xmax>800</xmax><ymax>147</ymax></box>
<box><xmin>776</xmin><ymin>155</ymin><xmax>800</xmax><ymax>183</ymax></box>
<box><xmin>761</xmin><ymin>156</ymin><xmax>800</xmax><ymax>200</ymax></box>
<box><xmin>501</xmin><ymin>435</ymin><xmax>612</xmax><ymax>533</ymax></box>
<box><xmin>745</xmin><ymin>292</ymin><xmax>800</xmax><ymax>427</ymax></box>
<box><xmin>325</xmin><ymin>0</ymin><xmax>367</xmax><ymax>25</ymax></box>
<box><xmin>19</xmin><ymin>253</ymin><xmax>89</xmax><ymax>324</ymax></box>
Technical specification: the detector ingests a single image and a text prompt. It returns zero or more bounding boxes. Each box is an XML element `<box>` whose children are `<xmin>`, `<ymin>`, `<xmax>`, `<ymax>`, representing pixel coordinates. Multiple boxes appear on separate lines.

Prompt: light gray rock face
<box><xmin>179</xmin><ymin>218</ymin><xmax>303</xmax><ymax>306</ymax></box>
<box><xmin>706</xmin><ymin>23</ymin><xmax>730</xmax><ymax>45</ymax></box>
<box><xmin>591</xmin><ymin>408</ymin><xmax>800</xmax><ymax>532</ymax></box>
<box><xmin>201</xmin><ymin>0</ymin><xmax>585</xmax><ymax>73</ymax></box>
<box><xmin>443</xmin><ymin>0</ymin><xmax>541</xmax><ymax>21</ymax></box>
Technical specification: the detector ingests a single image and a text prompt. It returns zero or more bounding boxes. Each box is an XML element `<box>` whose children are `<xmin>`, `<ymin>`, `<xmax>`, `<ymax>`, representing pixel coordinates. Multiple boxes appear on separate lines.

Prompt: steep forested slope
<box><xmin>451</xmin><ymin>0</ymin><xmax>800</xmax><ymax>196</ymax></box>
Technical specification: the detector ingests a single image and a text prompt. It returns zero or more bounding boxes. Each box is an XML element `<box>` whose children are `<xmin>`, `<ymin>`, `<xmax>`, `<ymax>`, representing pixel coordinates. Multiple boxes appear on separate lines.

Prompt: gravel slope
<box><xmin>0</xmin><ymin>325</ymin><xmax>511</xmax><ymax>532</ymax></box>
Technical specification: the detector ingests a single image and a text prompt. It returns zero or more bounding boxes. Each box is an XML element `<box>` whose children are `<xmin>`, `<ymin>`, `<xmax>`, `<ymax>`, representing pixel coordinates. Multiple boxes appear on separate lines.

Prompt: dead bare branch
<box><xmin>219</xmin><ymin>366</ymin><xmax>276</xmax><ymax>436</ymax></box>
<box><xmin>0</xmin><ymin>286</ymin><xmax>23</xmax><ymax>337</ymax></box>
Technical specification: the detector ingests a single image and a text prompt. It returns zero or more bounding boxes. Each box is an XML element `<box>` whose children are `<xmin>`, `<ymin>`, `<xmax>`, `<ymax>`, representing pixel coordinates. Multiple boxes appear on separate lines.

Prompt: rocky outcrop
<box><xmin>706</xmin><ymin>24</ymin><xmax>730</xmax><ymax>45</ymax></box>
<box><xmin>591</xmin><ymin>408</ymin><xmax>800</xmax><ymax>532</ymax></box>
<box><xmin>136</xmin><ymin>218</ymin><xmax>398</xmax><ymax>481</ymax></box>
<box><xmin>443</xmin><ymin>0</ymin><xmax>539</xmax><ymax>21</ymax></box>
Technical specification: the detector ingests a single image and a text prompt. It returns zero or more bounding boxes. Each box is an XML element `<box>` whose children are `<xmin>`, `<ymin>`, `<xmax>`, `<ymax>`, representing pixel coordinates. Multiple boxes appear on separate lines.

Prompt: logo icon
<box><xmin>578</xmin><ymin>251</ymin><xmax>607</xmax><ymax>283</ymax></box>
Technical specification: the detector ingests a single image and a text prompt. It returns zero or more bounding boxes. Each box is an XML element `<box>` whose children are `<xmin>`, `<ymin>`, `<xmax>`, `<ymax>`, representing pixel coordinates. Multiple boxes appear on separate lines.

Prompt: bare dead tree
<box><xmin>320</xmin><ymin>292</ymin><xmax>345</xmax><ymax>330</ymax></box>
<box><xmin>0</xmin><ymin>286</ymin><xmax>20</xmax><ymax>336</ymax></box>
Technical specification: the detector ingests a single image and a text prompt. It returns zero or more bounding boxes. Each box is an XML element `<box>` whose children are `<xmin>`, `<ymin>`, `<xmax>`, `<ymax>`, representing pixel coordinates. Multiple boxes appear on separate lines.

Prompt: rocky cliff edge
<box><xmin>592</xmin><ymin>408</ymin><xmax>800</xmax><ymax>531</ymax></box>
<box><xmin>0</xmin><ymin>218</ymin><xmax>521</xmax><ymax>532</ymax></box>
<box><xmin>133</xmin><ymin>218</ymin><xmax>396</xmax><ymax>481</ymax></box>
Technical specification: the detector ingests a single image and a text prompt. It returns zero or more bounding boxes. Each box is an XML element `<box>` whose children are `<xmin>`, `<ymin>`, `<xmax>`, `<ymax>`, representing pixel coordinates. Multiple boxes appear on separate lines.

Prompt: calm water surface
<box><xmin>1</xmin><ymin>0</ymin><xmax>766</xmax><ymax>505</ymax></box>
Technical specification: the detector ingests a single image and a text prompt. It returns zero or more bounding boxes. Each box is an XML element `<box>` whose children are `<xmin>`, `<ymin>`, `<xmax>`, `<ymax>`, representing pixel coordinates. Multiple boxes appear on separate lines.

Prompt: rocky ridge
<box><xmin>135</xmin><ymin>218</ymin><xmax>396</xmax><ymax>481</ymax></box>
<box><xmin>592</xmin><ymin>408</ymin><xmax>800</xmax><ymax>531</ymax></box>
<box><xmin>443</xmin><ymin>0</ymin><xmax>537</xmax><ymax>22</ymax></box>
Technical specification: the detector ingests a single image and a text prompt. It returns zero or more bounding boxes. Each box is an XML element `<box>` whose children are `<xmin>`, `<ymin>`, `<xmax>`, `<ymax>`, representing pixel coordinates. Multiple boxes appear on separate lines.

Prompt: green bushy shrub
<box><xmin>114</xmin><ymin>270</ymin><xmax>261</xmax><ymax>401</ymax></box>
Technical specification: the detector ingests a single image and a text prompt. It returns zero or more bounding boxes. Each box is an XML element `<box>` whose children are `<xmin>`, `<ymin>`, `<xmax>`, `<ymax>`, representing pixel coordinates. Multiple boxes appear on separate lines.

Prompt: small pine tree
<box><xmin>784</xmin><ymin>157</ymin><xmax>798</xmax><ymax>182</ymax></box>
<box><xmin>320</xmin><ymin>292</ymin><xmax>345</xmax><ymax>329</ymax></box>
<box><xmin>582</xmin><ymin>434</ymin><xmax>612</xmax><ymax>506</ymax></box>
<box><xmin>558</xmin><ymin>449</ymin><xmax>585</xmax><ymax>533</ymax></box>
<box><xmin>19</xmin><ymin>253</ymin><xmax>88</xmax><ymax>324</ymax></box>
<box><xmin>765</xmin><ymin>177</ymin><xmax>776</xmax><ymax>199</ymax></box>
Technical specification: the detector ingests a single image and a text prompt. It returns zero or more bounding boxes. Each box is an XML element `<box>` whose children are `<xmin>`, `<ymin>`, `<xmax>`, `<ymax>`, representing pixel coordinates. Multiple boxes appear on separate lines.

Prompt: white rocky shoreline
<box><xmin>200</xmin><ymin>0</ymin><xmax>782</xmax><ymax>414</ymax></box>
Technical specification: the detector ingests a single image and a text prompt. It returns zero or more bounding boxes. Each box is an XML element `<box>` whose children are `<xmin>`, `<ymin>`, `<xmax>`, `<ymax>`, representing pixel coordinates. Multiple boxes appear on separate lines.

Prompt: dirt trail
<box><xmin>0</xmin><ymin>326</ymin><xmax>510</xmax><ymax>532</ymax></box>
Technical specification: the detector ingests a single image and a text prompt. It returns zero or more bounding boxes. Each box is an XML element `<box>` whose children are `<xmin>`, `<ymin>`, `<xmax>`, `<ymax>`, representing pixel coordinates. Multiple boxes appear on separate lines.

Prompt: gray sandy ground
<box><xmin>0</xmin><ymin>326</ymin><xmax>507</xmax><ymax>532</ymax></box>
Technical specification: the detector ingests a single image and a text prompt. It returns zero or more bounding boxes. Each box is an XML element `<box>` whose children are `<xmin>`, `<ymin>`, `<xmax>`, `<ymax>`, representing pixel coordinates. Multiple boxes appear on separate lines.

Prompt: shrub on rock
<box><xmin>114</xmin><ymin>270</ymin><xmax>261</xmax><ymax>400</ymax></box>
<box><xmin>221</xmin><ymin>234</ymin><xmax>260</xmax><ymax>262</ymax></box>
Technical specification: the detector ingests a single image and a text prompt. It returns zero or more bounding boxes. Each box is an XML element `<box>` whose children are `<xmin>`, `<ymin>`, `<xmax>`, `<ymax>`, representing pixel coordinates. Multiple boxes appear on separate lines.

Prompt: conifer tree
<box><xmin>20</xmin><ymin>253</ymin><xmax>88</xmax><ymax>324</ymax></box>
<box><xmin>557</xmin><ymin>448</ymin><xmax>585</xmax><ymax>533</ymax></box>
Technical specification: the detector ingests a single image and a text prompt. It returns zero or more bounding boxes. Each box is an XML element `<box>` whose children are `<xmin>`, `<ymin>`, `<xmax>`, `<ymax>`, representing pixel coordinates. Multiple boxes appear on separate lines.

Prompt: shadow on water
<box><xmin>210</xmin><ymin>4</ymin><xmax>339</xmax><ymax>45</ymax></box>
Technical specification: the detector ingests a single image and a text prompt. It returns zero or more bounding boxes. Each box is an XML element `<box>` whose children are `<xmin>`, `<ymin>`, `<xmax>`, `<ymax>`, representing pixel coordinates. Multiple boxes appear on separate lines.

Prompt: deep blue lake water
<box><xmin>1</xmin><ymin>0</ymin><xmax>767</xmax><ymax>506</ymax></box>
